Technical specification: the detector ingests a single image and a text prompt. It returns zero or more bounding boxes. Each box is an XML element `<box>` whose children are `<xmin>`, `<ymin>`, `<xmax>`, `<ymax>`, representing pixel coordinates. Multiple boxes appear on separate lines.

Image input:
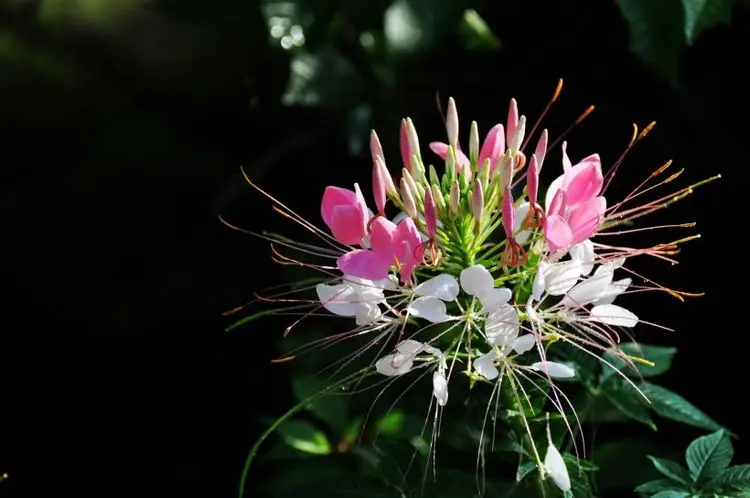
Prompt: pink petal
<box><xmin>330</xmin><ymin>205</ymin><xmax>367</xmax><ymax>245</ymax></box>
<box><xmin>337</xmin><ymin>250</ymin><xmax>392</xmax><ymax>280</ymax></box>
<box><xmin>479</xmin><ymin>124</ymin><xmax>505</xmax><ymax>167</ymax></box>
<box><xmin>321</xmin><ymin>186</ymin><xmax>357</xmax><ymax>228</ymax></box>
<box><xmin>564</xmin><ymin>156</ymin><xmax>603</xmax><ymax>207</ymax></box>
<box><xmin>369</xmin><ymin>217</ymin><xmax>397</xmax><ymax>255</ymax></box>
<box><xmin>430</xmin><ymin>142</ymin><xmax>470</xmax><ymax>172</ymax></box>
<box><xmin>544</xmin><ymin>215</ymin><xmax>573</xmax><ymax>252</ymax></box>
<box><xmin>548</xmin><ymin>188</ymin><xmax>567</xmax><ymax>218</ymax></box>
<box><xmin>561</xmin><ymin>141</ymin><xmax>572</xmax><ymax>172</ymax></box>
<box><xmin>424</xmin><ymin>189</ymin><xmax>437</xmax><ymax>239</ymax></box>
<box><xmin>568</xmin><ymin>196</ymin><xmax>606</xmax><ymax>244</ymax></box>
<box><xmin>372</xmin><ymin>160</ymin><xmax>386</xmax><ymax>214</ymax></box>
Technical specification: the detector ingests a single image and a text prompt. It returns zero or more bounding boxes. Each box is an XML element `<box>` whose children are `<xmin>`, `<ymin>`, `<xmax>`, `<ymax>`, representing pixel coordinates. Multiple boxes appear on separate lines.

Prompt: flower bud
<box><xmin>509</xmin><ymin>115</ymin><xmax>526</xmax><ymax>154</ymax></box>
<box><xmin>469</xmin><ymin>121</ymin><xmax>479</xmax><ymax>164</ymax></box>
<box><xmin>447</xmin><ymin>97</ymin><xmax>459</xmax><ymax>147</ymax></box>
<box><xmin>400</xmin><ymin>177</ymin><xmax>417</xmax><ymax>219</ymax></box>
<box><xmin>424</xmin><ymin>189</ymin><xmax>438</xmax><ymax>239</ymax></box>
<box><xmin>506</xmin><ymin>98</ymin><xmax>519</xmax><ymax>146</ymax></box>
<box><xmin>535</xmin><ymin>129</ymin><xmax>548</xmax><ymax>171</ymax></box>
<box><xmin>449</xmin><ymin>180</ymin><xmax>460</xmax><ymax>217</ymax></box>
<box><xmin>472</xmin><ymin>179</ymin><xmax>484</xmax><ymax>224</ymax></box>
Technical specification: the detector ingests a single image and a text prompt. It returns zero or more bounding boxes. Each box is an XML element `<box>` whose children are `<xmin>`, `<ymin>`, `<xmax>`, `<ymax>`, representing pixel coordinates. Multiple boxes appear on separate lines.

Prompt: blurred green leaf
<box><xmin>615</xmin><ymin>0</ymin><xmax>685</xmax><ymax>86</ymax></box>
<box><xmin>292</xmin><ymin>376</ymin><xmax>349</xmax><ymax>433</ymax></box>
<box><xmin>601</xmin><ymin>342</ymin><xmax>677</xmax><ymax>382</ymax></box>
<box><xmin>376</xmin><ymin>410</ymin><xmax>405</xmax><ymax>437</ymax></box>
<box><xmin>685</xmin><ymin>429</ymin><xmax>732</xmax><ymax>483</ymax></box>
<box><xmin>707</xmin><ymin>465</ymin><xmax>750</xmax><ymax>492</ymax></box>
<box><xmin>283</xmin><ymin>47</ymin><xmax>364</xmax><ymax>108</ymax></box>
<box><xmin>458</xmin><ymin>9</ymin><xmax>501</xmax><ymax>50</ymax></box>
<box><xmin>384</xmin><ymin>0</ymin><xmax>480</xmax><ymax>54</ymax></box>
<box><xmin>277</xmin><ymin>418</ymin><xmax>333</xmax><ymax>455</ymax></box>
<box><xmin>640</xmin><ymin>382</ymin><xmax>724</xmax><ymax>432</ymax></box>
<box><xmin>595</xmin><ymin>439</ymin><xmax>665</xmax><ymax>489</ymax></box>
<box><xmin>647</xmin><ymin>456</ymin><xmax>693</xmax><ymax>484</ymax></box>
<box><xmin>681</xmin><ymin>0</ymin><xmax>734</xmax><ymax>45</ymax></box>
<box><xmin>648</xmin><ymin>491</ymin><xmax>691</xmax><ymax>498</ymax></box>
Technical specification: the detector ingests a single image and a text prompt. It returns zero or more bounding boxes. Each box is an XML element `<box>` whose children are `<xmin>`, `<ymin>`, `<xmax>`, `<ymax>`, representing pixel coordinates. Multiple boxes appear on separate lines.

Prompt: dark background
<box><xmin>1</xmin><ymin>0</ymin><xmax>747</xmax><ymax>497</ymax></box>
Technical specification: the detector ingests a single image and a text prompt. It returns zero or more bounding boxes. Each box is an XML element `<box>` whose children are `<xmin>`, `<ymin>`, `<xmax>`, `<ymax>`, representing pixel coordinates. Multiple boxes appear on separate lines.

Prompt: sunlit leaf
<box><xmin>707</xmin><ymin>464</ymin><xmax>750</xmax><ymax>492</ymax></box>
<box><xmin>635</xmin><ymin>478</ymin><xmax>688</xmax><ymax>494</ymax></box>
<box><xmin>277</xmin><ymin>418</ymin><xmax>332</xmax><ymax>455</ymax></box>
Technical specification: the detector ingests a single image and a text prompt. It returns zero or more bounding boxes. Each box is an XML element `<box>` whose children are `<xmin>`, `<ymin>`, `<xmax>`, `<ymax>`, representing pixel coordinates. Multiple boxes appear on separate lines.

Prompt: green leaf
<box><xmin>635</xmin><ymin>478</ymin><xmax>688</xmax><ymax>494</ymax></box>
<box><xmin>640</xmin><ymin>382</ymin><xmax>724</xmax><ymax>431</ymax></box>
<box><xmin>647</xmin><ymin>456</ymin><xmax>693</xmax><ymax>484</ymax></box>
<box><xmin>282</xmin><ymin>47</ymin><xmax>364</xmax><ymax>109</ymax></box>
<box><xmin>276</xmin><ymin>418</ymin><xmax>332</xmax><ymax>455</ymax></box>
<box><xmin>649</xmin><ymin>491</ymin><xmax>691</xmax><ymax>498</ymax></box>
<box><xmin>615</xmin><ymin>0</ymin><xmax>685</xmax><ymax>86</ymax></box>
<box><xmin>681</xmin><ymin>0</ymin><xmax>734</xmax><ymax>45</ymax></box>
<box><xmin>291</xmin><ymin>376</ymin><xmax>348</xmax><ymax>433</ymax></box>
<box><xmin>686</xmin><ymin>430</ymin><xmax>733</xmax><ymax>483</ymax></box>
<box><xmin>603</xmin><ymin>378</ymin><xmax>657</xmax><ymax>430</ymax></box>
<box><xmin>707</xmin><ymin>465</ymin><xmax>750</xmax><ymax>491</ymax></box>
<box><xmin>516</xmin><ymin>460</ymin><xmax>538</xmax><ymax>482</ymax></box>
<box><xmin>601</xmin><ymin>342</ymin><xmax>677</xmax><ymax>381</ymax></box>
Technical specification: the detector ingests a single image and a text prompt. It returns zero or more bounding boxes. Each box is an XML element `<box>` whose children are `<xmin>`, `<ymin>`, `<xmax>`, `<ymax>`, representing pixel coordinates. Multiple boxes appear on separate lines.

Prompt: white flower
<box><xmin>514</xmin><ymin>201</ymin><xmax>533</xmax><ymax>244</ymax></box>
<box><xmin>569</xmin><ymin>239</ymin><xmax>595</xmax><ymax>275</ymax></box>
<box><xmin>407</xmin><ymin>273</ymin><xmax>460</xmax><ymax>323</ymax></box>
<box><xmin>316</xmin><ymin>275</ymin><xmax>396</xmax><ymax>325</ymax></box>
<box><xmin>473</xmin><ymin>335</ymin><xmax>537</xmax><ymax>381</ymax></box>
<box><xmin>543</xmin><ymin>433</ymin><xmax>571</xmax><ymax>492</ymax></box>
<box><xmin>459</xmin><ymin>264</ymin><xmax>513</xmax><ymax>312</ymax></box>
<box><xmin>531</xmin><ymin>361</ymin><xmax>576</xmax><ymax>379</ymax></box>
<box><xmin>375</xmin><ymin>340</ymin><xmax>449</xmax><ymax>406</ymax></box>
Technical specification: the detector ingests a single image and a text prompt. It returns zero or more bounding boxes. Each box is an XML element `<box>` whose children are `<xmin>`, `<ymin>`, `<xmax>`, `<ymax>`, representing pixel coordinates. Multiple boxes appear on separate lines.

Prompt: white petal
<box><xmin>544</xmin><ymin>443</ymin><xmax>571</xmax><ymax>492</ymax></box>
<box><xmin>392</xmin><ymin>211</ymin><xmax>409</xmax><ymax>225</ymax></box>
<box><xmin>408</xmin><ymin>296</ymin><xmax>448</xmax><ymax>323</ymax></box>
<box><xmin>544</xmin><ymin>260</ymin><xmax>582</xmax><ymax>296</ymax></box>
<box><xmin>395</xmin><ymin>339</ymin><xmax>425</xmax><ymax>354</ymax></box>
<box><xmin>355</xmin><ymin>302</ymin><xmax>381</xmax><ymax>325</ymax></box>
<box><xmin>375</xmin><ymin>353</ymin><xmax>414</xmax><ymax>376</ymax></box>
<box><xmin>514</xmin><ymin>201</ymin><xmax>532</xmax><ymax>244</ymax></box>
<box><xmin>532</xmin><ymin>261</ymin><xmax>549</xmax><ymax>301</ymax></box>
<box><xmin>485</xmin><ymin>304</ymin><xmax>520</xmax><ymax>346</ymax></box>
<box><xmin>590</xmin><ymin>304</ymin><xmax>638</xmax><ymax>327</ymax></box>
<box><xmin>414</xmin><ymin>273</ymin><xmax>459</xmax><ymax>301</ymax></box>
<box><xmin>345</xmin><ymin>276</ymin><xmax>386</xmax><ymax>303</ymax></box>
<box><xmin>473</xmin><ymin>350</ymin><xmax>499</xmax><ymax>380</ymax></box>
<box><xmin>432</xmin><ymin>370</ymin><xmax>449</xmax><ymax>406</ymax></box>
<box><xmin>569</xmin><ymin>239</ymin><xmax>595</xmax><ymax>275</ymax></box>
<box><xmin>478</xmin><ymin>287</ymin><xmax>512</xmax><ymax>312</ymax></box>
<box><xmin>531</xmin><ymin>361</ymin><xmax>576</xmax><ymax>378</ymax></box>
<box><xmin>460</xmin><ymin>264</ymin><xmax>495</xmax><ymax>296</ymax></box>
<box><xmin>512</xmin><ymin>334</ymin><xmax>536</xmax><ymax>354</ymax></box>
<box><xmin>592</xmin><ymin>278</ymin><xmax>632</xmax><ymax>306</ymax></box>
<box><xmin>560</xmin><ymin>268</ymin><xmax>613</xmax><ymax>307</ymax></box>
<box><xmin>612</xmin><ymin>257</ymin><xmax>626</xmax><ymax>268</ymax></box>
<box><xmin>315</xmin><ymin>283</ymin><xmax>358</xmax><ymax>317</ymax></box>
<box><xmin>373</xmin><ymin>275</ymin><xmax>398</xmax><ymax>291</ymax></box>
<box><xmin>544</xmin><ymin>174</ymin><xmax>565</xmax><ymax>213</ymax></box>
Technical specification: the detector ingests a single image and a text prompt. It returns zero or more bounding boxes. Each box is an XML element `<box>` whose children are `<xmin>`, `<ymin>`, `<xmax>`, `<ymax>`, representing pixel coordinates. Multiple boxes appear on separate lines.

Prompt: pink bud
<box><xmin>506</xmin><ymin>98</ymin><xmax>519</xmax><ymax>146</ymax></box>
<box><xmin>321</xmin><ymin>184</ymin><xmax>369</xmax><ymax>245</ymax></box>
<box><xmin>449</xmin><ymin>181</ymin><xmax>460</xmax><ymax>216</ymax></box>
<box><xmin>527</xmin><ymin>154</ymin><xmax>540</xmax><ymax>207</ymax></box>
<box><xmin>535</xmin><ymin>129</ymin><xmax>548</xmax><ymax>171</ymax></box>
<box><xmin>502</xmin><ymin>187</ymin><xmax>515</xmax><ymax>240</ymax></box>
<box><xmin>370</xmin><ymin>130</ymin><xmax>384</xmax><ymax>163</ymax></box>
<box><xmin>481</xmin><ymin>124</ymin><xmax>505</xmax><ymax>175</ymax></box>
<box><xmin>400</xmin><ymin>177</ymin><xmax>417</xmax><ymax>218</ymax></box>
<box><xmin>400</xmin><ymin>118</ymin><xmax>421</xmax><ymax>172</ymax></box>
<box><xmin>424</xmin><ymin>189</ymin><xmax>437</xmax><ymax>239</ymax></box>
<box><xmin>372</xmin><ymin>159</ymin><xmax>386</xmax><ymax>214</ymax></box>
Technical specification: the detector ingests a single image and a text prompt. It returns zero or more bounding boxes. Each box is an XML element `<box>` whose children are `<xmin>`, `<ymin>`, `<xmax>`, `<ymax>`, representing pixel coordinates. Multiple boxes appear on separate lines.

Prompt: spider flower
<box><xmin>232</xmin><ymin>81</ymin><xmax>719</xmax><ymax>488</ymax></box>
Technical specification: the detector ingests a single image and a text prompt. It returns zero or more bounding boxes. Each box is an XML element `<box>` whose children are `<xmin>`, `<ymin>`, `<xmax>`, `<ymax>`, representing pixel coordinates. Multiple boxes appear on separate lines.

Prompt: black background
<box><xmin>1</xmin><ymin>1</ymin><xmax>747</xmax><ymax>497</ymax></box>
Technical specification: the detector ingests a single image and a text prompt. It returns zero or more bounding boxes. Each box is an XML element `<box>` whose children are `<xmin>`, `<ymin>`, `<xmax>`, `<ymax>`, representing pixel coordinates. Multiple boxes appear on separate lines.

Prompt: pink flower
<box><xmin>543</xmin><ymin>145</ymin><xmax>606</xmax><ymax>252</ymax></box>
<box><xmin>321</xmin><ymin>184</ymin><xmax>369</xmax><ymax>246</ymax></box>
<box><xmin>337</xmin><ymin>217</ymin><xmax>424</xmax><ymax>283</ymax></box>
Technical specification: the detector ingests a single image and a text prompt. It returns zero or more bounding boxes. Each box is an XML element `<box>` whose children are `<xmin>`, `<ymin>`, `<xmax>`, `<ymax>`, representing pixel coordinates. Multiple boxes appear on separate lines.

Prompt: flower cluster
<box><xmin>237</xmin><ymin>87</ymin><xmax>718</xmax><ymax>493</ymax></box>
